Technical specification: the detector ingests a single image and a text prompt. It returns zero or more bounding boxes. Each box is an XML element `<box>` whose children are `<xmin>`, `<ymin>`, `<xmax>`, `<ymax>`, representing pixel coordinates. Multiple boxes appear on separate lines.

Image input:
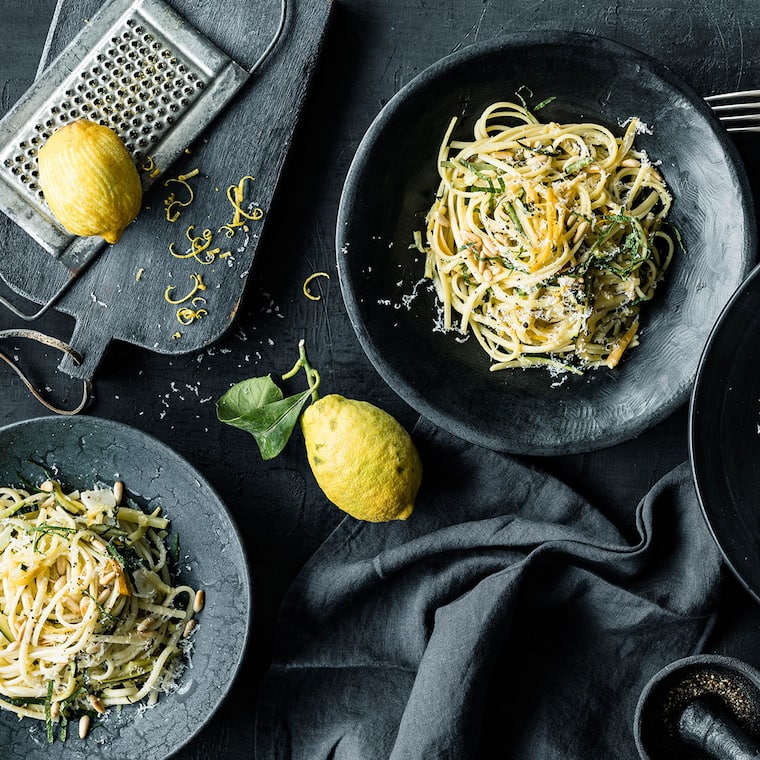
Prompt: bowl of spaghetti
<box><xmin>336</xmin><ymin>31</ymin><xmax>755</xmax><ymax>455</ymax></box>
<box><xmin>0</xmin><ymin>415</ymin><xmax>251</xmax><ymax>760</ymax></box>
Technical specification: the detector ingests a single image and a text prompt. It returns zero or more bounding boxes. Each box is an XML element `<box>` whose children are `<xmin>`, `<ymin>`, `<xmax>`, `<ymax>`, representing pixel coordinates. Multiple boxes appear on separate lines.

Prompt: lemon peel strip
<box><xmin>176</xmin><ymin>307</ymin><xmax>208</xmax><ymax>325</ymax></box>
<box><xmin>164</xmin><ymin>273</ymin><xmax>206</xmax><ymax>305</ymax></box>
<box><xmin>141</xmin><ymin>156</ymin><xmax>160</xmax><ymax>178</ymax></box>
<box><xmin>302</xmin><ymin>272</ymin><xmax>330</xmax><ymax>301</ymax></box>
<box><xmin>169</xmin><ymin>225</ymin><xmax>218</xmax><ymax>264</ymax></box>
<box><xmin>218</xmin><ymin>175</ymin><xmax>264</xmax><ymax>237</ymax></box>
<box><xmin>163</xmin><ymin>168</ymin><xmax>200</xmax><ymax>222</ymax></box>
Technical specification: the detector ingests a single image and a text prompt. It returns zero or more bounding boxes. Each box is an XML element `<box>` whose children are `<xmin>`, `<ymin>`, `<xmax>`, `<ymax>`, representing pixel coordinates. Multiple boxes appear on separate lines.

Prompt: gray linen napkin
<box><xmin>255</xmin><ymin>420</ymin><xmax>723</xmax><ymax>759</ymax></box>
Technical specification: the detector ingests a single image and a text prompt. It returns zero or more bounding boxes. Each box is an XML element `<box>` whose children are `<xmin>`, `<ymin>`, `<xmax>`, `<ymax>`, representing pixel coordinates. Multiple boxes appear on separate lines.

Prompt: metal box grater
<box><xmin>0</xmin><ymin>0</ymin><xmax>249</xmax><ymax>275</ymax></box>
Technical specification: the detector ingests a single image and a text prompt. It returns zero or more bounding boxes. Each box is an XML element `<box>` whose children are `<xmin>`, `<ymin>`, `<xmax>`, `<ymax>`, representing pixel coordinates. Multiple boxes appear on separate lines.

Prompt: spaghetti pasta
<box><xmin>415</xmin><ymin>99</ymin><xmax>676</xmax><ymax>372</ymax></box>
<box><xmin>0</xmin><ymin>479</ymin><xmax>199</xmax><ymax>741</ymax></box>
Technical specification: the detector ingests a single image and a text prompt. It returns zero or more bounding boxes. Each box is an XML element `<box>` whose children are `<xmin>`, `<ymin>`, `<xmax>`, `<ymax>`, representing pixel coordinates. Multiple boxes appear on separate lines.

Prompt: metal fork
<box><xmin>705</xmin><ymin>89</ymin><xmax>760</xmax><ymax>132</ymax></box>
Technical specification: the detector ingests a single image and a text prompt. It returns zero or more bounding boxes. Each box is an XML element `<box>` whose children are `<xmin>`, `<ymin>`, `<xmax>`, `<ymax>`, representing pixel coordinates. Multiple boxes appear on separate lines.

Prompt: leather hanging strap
<box><xmin>0</xmin><ymin>328</ymin><xmax>91</xmax><ymax>415</ymax></box>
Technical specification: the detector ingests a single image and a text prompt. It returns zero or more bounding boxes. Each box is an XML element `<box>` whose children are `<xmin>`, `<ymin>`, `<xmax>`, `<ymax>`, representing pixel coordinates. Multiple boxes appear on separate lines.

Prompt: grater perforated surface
<box><xmin>0</xmin><ymin>0</ymin><xmax>248</xmax><ymax>270</ymax></box>
<box><xmin>3</xmin><ymin>21</ymin><xmax>208</xmax><ymax>205</ymax></box>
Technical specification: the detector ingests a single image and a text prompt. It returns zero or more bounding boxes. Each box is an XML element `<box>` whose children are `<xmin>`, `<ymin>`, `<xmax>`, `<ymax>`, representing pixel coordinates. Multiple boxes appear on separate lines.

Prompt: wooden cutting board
<box><xmin>0</xmin><ymin>0</ymin><xmax>332</xmax><ymax>380</ymax></box>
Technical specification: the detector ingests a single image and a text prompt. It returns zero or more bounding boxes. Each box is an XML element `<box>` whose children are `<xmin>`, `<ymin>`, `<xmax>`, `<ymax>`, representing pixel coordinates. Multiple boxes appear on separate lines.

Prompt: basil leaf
<box><xmin>216</xmin><ymin>376</ymin><xmax>313</xmax><ymax>460</ymax></box>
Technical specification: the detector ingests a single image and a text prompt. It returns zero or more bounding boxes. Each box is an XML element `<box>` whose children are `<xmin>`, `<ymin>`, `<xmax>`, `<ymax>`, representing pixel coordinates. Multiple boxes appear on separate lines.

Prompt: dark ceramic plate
<box><xmin>336</xmin><ymin>31</ymin><xmax>755</xmax><ymax>455</ymax></box>
<box><xmin>0</xmin><ymin>415</ymin><xmax>251</xmax><ymax>760</ymax></box>
<box><xmin>690</xmin><ymin>264</ymin><xmax>760</xmax><ymax>605</ymax></box>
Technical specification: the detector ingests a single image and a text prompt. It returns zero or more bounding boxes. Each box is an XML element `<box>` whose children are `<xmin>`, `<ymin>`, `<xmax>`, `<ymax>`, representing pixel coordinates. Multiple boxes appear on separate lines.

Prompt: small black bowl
<box><xmin>337</xmin><ymin>31</ymin><xmax>755</xmax><ymax>455</ymax></box>
<box><xmin>634</xmin><ymin>655</ymin><xmax>760</xmax><ymax>759</ymax></box>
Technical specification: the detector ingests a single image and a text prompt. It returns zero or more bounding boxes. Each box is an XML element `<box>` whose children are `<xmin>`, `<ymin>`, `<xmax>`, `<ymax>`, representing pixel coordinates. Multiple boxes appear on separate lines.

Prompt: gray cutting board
<box><xmin>0</xmin><ymin>0</ymin><xmax>332</xmax><ymax>379</ymax></box>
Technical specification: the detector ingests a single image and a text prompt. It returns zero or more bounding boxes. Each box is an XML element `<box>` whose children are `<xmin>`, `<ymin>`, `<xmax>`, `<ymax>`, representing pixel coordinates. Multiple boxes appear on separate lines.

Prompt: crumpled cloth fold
<box><xmin>255</xmin><ymin>420</ymin><xmax>723</xmax><ymax>759</ymax></box>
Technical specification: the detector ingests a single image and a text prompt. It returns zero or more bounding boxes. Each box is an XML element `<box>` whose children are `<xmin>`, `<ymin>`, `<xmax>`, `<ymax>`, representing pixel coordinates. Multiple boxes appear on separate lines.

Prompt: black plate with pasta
<box><xmin>690</xmin><ymin>263</ymin><xmax>760</xmax><ymax>603</ymax></box>
<box><xmin>0</xmin><ymin>415</ymin><xmax>251</xmax><ymax>760</ymax></box>
<box><xmin>336</xmin><ymin>31</ymin><xmax>755</xmax><ymax>455</ymax></box>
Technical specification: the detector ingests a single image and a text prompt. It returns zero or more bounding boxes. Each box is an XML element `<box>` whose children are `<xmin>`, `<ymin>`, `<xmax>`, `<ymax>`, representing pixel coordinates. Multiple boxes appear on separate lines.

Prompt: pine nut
<box><xmin>137</xmin><ymin>616</ymin><xmax>155</xmax><ymax>633</ymax></box>
<box><xmin>56</xmin><ymin>555</ymin><xmax>68</xmax><ymax>575</ymax></box>
<box><xmin>40</xmin><ymin>480</ymin><xmax>55</xmax><ymax>493</ymax></box>
<box><xmin>79</xmin><ymin>598</ymin><xmax>90</xmax><ymax>616</ymax></box>
<box><xmin>88</xmin><ymin>695</ymin><xmax>106</xmax><ymax>714</ymax></box>
<box><xmin>113</xmin><ymin>480</ymin><xmax>124</xmax><ymax>505</ymax></box>
<box><xmin>78</xmin><ymin>714</ymin><xmax>90</xmax><ymax>739</ymax></box>
<box><xmin>99</xmin><ymin>571</ymin><xmax>117</xmax><ymax>586</ymax></box>
<box><xmin>50</xmin><ymin>701</ymin><xmax>60</xmax><ymax>720</ymax></box>
<box><xmin>97</xmin><ymin>588</ymin><xmax>110</xmax><ymax>605</ymax></box>
<box><xmin>54</xmin><ymin>576</ymin><xmax>67</xmax><ymax>592</ymax></box>
<box><xmin>182</xmin><ymin>618</ymin><xmax>196</xmax><ymax>638</ymax></box>
<box><xmin>85</xmin><ymin>642</ymin><xmax>102</xmax><ymax>655</ymax></box>
<box><xmin>193</xmin><ymin>590</ymin><xmax>205</xmax><ymax>613</ymax></box>
<box><xmin>573</xmin><ymin>221</ymin><xmax>589</xmax><ymax>244</ymax></box>
<box><xmin>621</xmin><ymin>158</ymin><xmax>640</xmax><ymax>168</ymax></box>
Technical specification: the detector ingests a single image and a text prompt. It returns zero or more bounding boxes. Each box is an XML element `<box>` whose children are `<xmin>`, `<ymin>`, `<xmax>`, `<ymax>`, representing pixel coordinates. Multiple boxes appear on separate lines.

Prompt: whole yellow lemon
<box><xmin>301</xmin><ymin>394</ymin><xmax>422</xmax><ymax>522</ymax></box>
<box><xmin>38</xmin><ymin>119</ymin><xmax>142</xmax><ymax>244</ymax></box>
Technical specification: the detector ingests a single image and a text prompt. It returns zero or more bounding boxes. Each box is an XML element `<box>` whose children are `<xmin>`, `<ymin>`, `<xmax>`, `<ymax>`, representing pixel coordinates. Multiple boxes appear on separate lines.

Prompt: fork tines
<box><xmin>705</xmin><ymin>89</ymin><xmax>760</xmax><ymax>132</ymax></box>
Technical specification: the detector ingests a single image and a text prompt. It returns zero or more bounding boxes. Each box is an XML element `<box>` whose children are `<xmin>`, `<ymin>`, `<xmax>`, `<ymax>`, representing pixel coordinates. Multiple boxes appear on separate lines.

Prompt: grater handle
<box><xmin>0</xmin><ymin>328</ymin><xmax>92</xmax><ymax>414</ymax></box>
<box><xmin>0</xmin><ymin>276</ymin><xmax>78</xmax><ymax>321</ymax></box>
<box><xmin>249</xmin><ymin>0</ymin><xmax>288</xmax><ymax>76</ymax></box>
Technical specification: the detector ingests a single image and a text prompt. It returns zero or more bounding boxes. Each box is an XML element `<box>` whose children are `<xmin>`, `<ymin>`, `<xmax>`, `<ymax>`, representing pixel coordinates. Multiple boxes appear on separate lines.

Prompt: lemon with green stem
<box><xmin>286</xmin><ymin>342</ymin><xmax>422</xmax><ymax>522</ymax></box>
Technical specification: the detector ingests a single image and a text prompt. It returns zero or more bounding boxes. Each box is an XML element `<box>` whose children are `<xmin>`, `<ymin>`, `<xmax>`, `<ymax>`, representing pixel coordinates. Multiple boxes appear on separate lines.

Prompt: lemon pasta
<box><xmin>0</xmin><ymin>479</ymin><xmax>201</xmax><ymax>742</ymax></box>
<box><xmin>415</xmin><ymin>99</ymin><xmax>676</xmax><ymax>372</ymax></box>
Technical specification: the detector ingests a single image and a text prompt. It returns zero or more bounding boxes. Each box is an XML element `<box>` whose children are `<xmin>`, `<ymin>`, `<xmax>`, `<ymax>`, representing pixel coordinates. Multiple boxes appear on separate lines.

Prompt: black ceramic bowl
<box><xmin>0</xmin><ymin>416</ymin><xmax>251</xmax><ymax>760</ymax></box>
<box><xmin>634</xmin><ymin>654</ymin><xmax>760</xmax><ymax>759</ymax></box>
<box><xmin>337</xmin><ymin>31</ymin><xmax>755</xmax><ymax>455</ymax></box>
<box><xmin>690</xmin><ymin>263</ymin><xmax>760</xmax><ymax>605</ymax></box>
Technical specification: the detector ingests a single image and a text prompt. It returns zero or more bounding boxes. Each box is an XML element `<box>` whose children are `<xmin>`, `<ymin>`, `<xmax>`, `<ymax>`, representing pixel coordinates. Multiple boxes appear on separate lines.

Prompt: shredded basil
<box><xmin>533</xmin><ymin>96</ymin><xmax>557</xmax><ymax>111</ymax></box>
<box><xmin>505</xmin><ymin>203</ymin><xmax>525</xmax><ymax>235</ymax></box>
<box><xmin>45</xmin><ymin>680</ymin><xmax>54</xmax><ymax>743</ymax></box>
<box><xmin>516</xmin><ymin>139</ymin><xmax>560</xmax><ymax>157</ymax></box>
<box><xmin>31</xmin><ymin>524</ymin><xmax>75</xmax><ymax>554</ymax></box>
<box><xmin>565</xmin><ymin>157</ymin><xmax>593</xmax><ymax>175</ymax></box>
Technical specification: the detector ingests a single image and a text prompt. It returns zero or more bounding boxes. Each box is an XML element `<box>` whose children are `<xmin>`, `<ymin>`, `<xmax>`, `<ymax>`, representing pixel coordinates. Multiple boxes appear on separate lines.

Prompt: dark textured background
<box><xmin>1</xmin><ymin>1</ymin><xmax>760</xmax><ymax>757</ymax></box>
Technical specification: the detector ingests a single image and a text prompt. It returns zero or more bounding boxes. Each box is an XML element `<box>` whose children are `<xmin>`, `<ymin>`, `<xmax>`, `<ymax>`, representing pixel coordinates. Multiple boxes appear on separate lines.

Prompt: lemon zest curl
<box><xmin>164</xmin><ymin>273</ymin><xmax>207</xmax><ymax>305</ymax></box>
<box><xmin>163</xmin><ymin>168</ymin><xmax>200</xmax><ymax>222</ymax></box>
<box><xmin>218</xmin><ymin>175</ymin><xmax>264</xmax><ymax>237</ymax></box>
<box><xmin>169</xmin><ymin>225</ymin><xmax>219</xmax><ymax>264</ymax></box>
<box><xmin>303</xmin><ymin>272</ymin><xmax>330</xmax><ymax>301</ymax></box>
<box><xmin>176</xmin><ymin>307</ymin><xmax>208</xmax><ymax>325</ymax></box>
